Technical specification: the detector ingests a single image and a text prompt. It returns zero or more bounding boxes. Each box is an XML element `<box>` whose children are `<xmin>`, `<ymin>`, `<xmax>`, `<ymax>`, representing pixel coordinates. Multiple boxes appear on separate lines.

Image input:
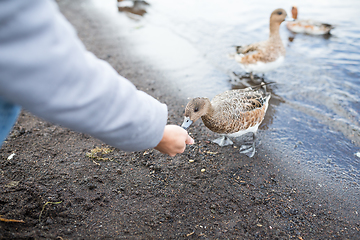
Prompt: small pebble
<box><xmin>189</xmin><ymin>159</ymin><xmax>194</xmax><ymax>163</ymax></box>
<box><xmin>88</xmin><ymin>184</ymin><xmax>97</xmax><ymax>190</ymax></box>
<box><xmin>201</xmin><ymin>168</ymin><xmax>206</xmax><ymax>172</ymax></box>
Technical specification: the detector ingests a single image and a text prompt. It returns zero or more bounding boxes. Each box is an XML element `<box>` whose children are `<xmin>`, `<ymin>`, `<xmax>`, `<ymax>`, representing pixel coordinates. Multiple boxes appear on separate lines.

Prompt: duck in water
<box><xmin>230</xmin><ymin>8</ymin><xmax>288</xmax><ymax>80</ymax></box>
<box><xmin>286</xmin><ymin>6</ymin><xmax>334</xmax><ymax>35</ymax></box>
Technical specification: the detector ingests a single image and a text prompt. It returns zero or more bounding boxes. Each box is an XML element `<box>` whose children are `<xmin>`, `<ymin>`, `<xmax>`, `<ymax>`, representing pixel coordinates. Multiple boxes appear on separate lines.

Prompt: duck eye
<box><xmin>194</xmin><ymin>107</ymin><xmax>199</xmax><ymax>112</ymax></box>
<box><xmin>277</xmin><ymin>11</ymin><xmax>282</xmax><ymax>15</ymax></box>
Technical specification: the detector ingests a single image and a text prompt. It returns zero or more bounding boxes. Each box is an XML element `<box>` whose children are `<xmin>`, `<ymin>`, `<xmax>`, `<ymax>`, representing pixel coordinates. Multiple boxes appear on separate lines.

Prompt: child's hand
<box><xmin>154</xmin><ymin>125</ymin><xmax>194</xmax><ymax>157</ymax></box>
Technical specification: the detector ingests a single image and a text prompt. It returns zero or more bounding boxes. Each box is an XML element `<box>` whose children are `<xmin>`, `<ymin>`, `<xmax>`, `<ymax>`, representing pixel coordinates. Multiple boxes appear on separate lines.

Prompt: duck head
<box><xmin>181</xmin><ymin>97</ymin><xmax>210</xmax><ymax>130</ymax></box>
<box><xmin>269</xmin><ymin>8</ymin><xmax>287</xmax><ymax>35</ymax></box>
<box><xmin>270</xmin><ymin>8</ymin><xmax>287</xmax><ymax>25</ymax></box>
<box><xmin>291</xmin><ymin>6</ymin><xmax>298</xmax><ymax>20</ymax></box>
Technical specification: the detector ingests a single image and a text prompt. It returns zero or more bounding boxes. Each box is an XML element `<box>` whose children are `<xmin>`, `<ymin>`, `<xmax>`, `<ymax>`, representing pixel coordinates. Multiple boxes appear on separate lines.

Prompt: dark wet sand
<box><xmin>0</xmin><ymin>0</ymin><xmax>359</xmax><ymax>239</ymax></box>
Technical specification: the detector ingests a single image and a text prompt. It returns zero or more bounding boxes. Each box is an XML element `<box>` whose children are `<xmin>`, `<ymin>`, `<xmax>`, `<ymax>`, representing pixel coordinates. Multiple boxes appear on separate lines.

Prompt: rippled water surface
<box><xmin>91</xmin><ymin>0</ymin><xmax>360</xmax><ymax>187</ymax></box>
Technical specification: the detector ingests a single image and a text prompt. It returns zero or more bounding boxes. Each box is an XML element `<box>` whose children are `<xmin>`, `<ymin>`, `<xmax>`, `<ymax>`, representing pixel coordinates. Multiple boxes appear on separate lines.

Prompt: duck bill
<box><xmin>181</xmin><ymin>117</ymin><xmax>193</xmax><ymax>130</ymax></box>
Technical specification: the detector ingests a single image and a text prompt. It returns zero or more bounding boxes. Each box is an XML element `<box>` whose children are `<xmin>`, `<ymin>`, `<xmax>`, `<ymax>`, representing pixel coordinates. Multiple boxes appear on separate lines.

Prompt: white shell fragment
<box><xmin>7</xmin><ymin>153</ymin><xmax>15</xmax><ymax>160</ymax></box>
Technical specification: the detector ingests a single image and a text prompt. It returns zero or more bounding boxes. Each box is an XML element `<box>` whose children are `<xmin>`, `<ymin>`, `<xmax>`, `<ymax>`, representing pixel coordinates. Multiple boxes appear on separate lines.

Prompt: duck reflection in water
<box><xmin>117</xmin><ymin>0</ymin><xmax>149</xmax><ymax>17</ymax></box>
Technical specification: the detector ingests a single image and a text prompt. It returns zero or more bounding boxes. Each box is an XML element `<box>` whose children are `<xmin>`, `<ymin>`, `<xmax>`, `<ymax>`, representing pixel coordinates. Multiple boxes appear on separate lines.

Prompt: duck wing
<box><xmin>234</xmin><ymin>41</ymin><xmax>275</xmax><ymax>64</ymax></box>
<box><xmin>206</xmin><ymin>89</ymin><xmax>269</xmax><ymax>134</ymax></box>
<box><xmin>235</xmin><ymin>42</ymin><xmax>263</xmax><ymax>55</ymax></box>
<box><xmin>213</xmin><ymin>89</ymin><xmax>268</xmax><ymax>120</ymax></box>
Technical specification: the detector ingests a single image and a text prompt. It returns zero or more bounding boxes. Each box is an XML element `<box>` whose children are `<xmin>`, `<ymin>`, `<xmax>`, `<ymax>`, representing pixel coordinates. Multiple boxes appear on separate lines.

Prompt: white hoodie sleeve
<box><xmin>0</xmin><ymin>0</ymin><xmax>168</xmax><ymax>151</ymax></box>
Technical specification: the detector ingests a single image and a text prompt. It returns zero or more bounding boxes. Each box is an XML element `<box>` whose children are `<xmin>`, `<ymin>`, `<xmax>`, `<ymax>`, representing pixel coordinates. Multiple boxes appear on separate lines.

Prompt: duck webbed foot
<box><xmin>249</xmin><ymin>72</ymin><xmax>254</xmax><ymax>80</ymax></box>
<box><xmin>238</xmin><ymin>132</ymin><xmax>256</xmax><ymax>158</ymax></box>
<box><xmin>239</xmin><ymin>141</ymin><xmax>256</xmax><ymax>158</ymax></box>
<box><xmin>212</xmin><ymin>136</ymin><xmax>233</xmax><ymax>147</ymax></box>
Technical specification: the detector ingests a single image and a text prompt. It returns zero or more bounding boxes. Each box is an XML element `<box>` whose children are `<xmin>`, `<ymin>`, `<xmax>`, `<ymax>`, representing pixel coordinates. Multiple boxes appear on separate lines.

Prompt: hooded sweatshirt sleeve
<box><xmin>0</xmin><ymin>0</ymin><xmax>168</xmax><ymax>151</ymax></box>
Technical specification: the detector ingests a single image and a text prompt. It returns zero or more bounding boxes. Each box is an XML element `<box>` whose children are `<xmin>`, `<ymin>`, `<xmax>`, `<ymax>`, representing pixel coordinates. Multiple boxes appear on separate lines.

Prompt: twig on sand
<box><xmin>39</xmin><ymin>201</ymin><xmax>63</xmax><ymax>222</ymax></box>
<box><xmin>0</xmin><ymin>215</ymin><xmax>25</xmax><ymax>223</ymax></box>
<box><xmin>92</xmin><ymin>159</ymin><xmax>101</xmax><ymax>166</ymax></box>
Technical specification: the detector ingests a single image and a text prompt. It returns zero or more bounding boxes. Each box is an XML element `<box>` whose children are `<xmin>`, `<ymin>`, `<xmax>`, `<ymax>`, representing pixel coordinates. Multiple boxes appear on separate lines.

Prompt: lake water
<box><xmin>89</xmin><ymin>0</ymin><xmax>360</xmax><ymax>189</ymax></box>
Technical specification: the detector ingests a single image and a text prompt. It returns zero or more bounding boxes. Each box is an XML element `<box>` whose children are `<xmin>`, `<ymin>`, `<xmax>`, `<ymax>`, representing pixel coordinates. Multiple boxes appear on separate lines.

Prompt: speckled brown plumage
<box><xmin>183</xmin><ymin>88</ymin><xmax>270</xmax><ymax>135</ymax></box>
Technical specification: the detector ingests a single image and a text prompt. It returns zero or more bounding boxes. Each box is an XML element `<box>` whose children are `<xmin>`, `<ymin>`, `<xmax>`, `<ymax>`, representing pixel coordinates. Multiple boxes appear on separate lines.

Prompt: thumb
<box><xmin>185</xmin><ymin>135</ymin><xmax>194</xmax><ymax>145</ymax></box>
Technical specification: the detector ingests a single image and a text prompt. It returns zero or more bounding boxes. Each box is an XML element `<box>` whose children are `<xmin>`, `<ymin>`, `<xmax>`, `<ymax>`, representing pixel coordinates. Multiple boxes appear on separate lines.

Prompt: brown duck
<box><xmin>230</xmin><ymin>8</ymin><xmax>288</xmax><ymax>79</ymax></box>
<box><xmin>182</xmin><ymin>86</ymin><xmax>271</xmax><ymax>157</ymax></box>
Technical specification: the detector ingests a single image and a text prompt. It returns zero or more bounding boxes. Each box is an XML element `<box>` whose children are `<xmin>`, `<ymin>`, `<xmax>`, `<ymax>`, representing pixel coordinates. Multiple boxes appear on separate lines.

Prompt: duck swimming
<box><xmin>230</xmin><ymin>8</ymin><xmax>287</xmax><ymax>80</ymax></box>
<box><xmin>181</xmin><ymin>86</ymin><xmax>271</xmax><ymax>157</ymax></box>
<box><xmin>286</xmin><ymin>6</ymin><xmax>334</xmax><ymax>35</ymax></box>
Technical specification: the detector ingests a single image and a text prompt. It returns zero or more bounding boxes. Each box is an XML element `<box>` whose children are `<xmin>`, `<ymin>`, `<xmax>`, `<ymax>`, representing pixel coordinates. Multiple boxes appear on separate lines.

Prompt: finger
<box><xmin>185</xmin><ymin>135</ymin><xmax>194</xmax><ymax>145</ymax></box>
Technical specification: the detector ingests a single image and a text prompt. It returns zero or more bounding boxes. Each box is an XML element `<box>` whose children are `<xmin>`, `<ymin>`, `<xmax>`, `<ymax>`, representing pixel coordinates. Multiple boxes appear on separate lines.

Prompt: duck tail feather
<box><xmin>235</xmin><ymin>45</ymin><xmax>243</xmax><ymax>54</ymax></box>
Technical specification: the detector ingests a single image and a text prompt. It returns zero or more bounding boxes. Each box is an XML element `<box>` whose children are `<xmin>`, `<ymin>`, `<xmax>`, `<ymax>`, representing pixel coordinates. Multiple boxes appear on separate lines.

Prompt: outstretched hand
<box><xmin>154</xmin><ymin>125</ymin><xmax>194</xmax><ymax>157</ymax></box>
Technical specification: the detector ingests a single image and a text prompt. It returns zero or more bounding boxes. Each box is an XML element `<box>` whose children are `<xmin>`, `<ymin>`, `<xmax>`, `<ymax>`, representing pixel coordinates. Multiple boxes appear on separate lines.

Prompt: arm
<box><xmin>0</xmin><ymin>0</ymin><xmax>169</xmax><ymax>152</ymax></box>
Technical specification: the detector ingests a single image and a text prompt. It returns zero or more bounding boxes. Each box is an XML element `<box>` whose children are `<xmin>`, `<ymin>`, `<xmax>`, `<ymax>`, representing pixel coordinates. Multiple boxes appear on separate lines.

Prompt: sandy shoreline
<box><xmin>0</xmin><ymin>0</ymin><xmax>359</xmax><ymax>239</ymax></box>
